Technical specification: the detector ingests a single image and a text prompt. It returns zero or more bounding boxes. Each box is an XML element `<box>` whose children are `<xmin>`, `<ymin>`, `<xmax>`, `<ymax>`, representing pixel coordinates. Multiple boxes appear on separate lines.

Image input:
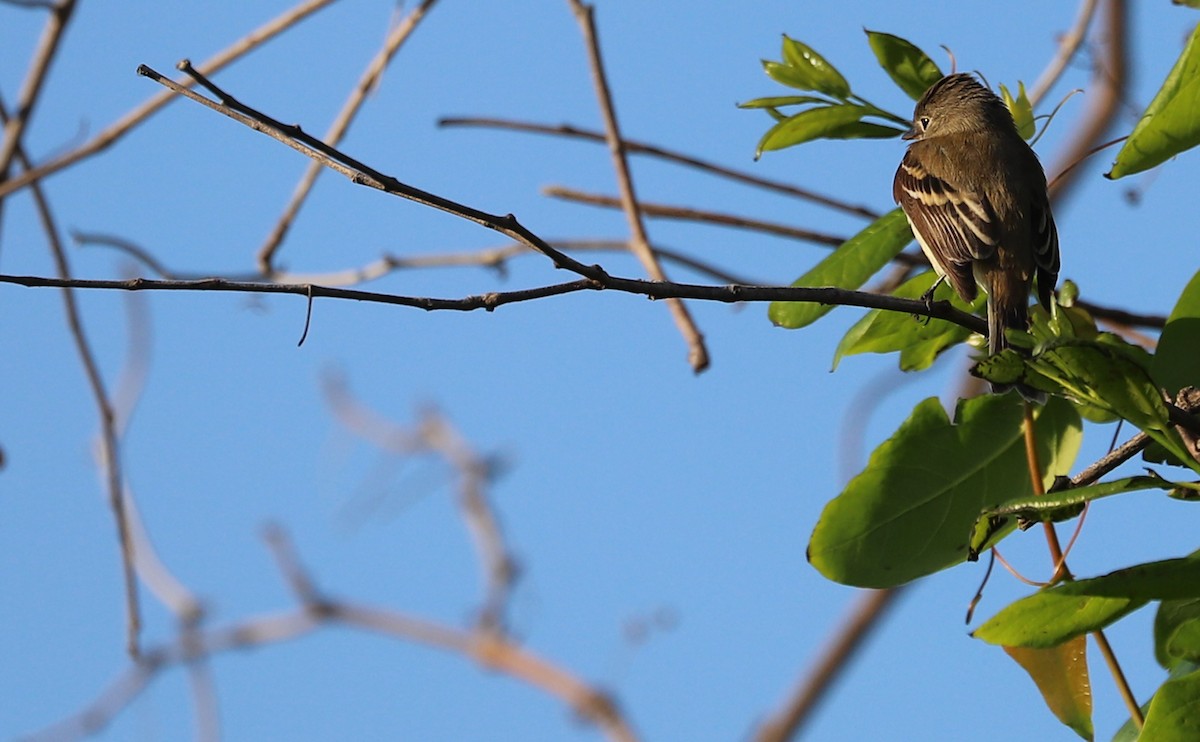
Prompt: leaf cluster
<box><xmin>743</xmin><ymin>27</ymin><xmax>1200</xmax><ymax>741</ymax></box>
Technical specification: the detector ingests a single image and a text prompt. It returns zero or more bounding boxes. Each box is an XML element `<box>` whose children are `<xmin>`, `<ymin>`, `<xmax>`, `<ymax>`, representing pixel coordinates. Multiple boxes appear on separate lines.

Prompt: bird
<box><xmin>893</xmin><ymin>73</ymin><xmax>1060</xmax><ymax>375</ymax></box>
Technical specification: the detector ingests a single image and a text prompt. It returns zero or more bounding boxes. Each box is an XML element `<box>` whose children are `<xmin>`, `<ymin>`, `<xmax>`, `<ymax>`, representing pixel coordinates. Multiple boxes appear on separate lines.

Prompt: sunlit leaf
<box><xmin>755</xmin><ymin>104</ymin><xmax>870</xmax><ymax>156</ymax></box>
<box><xmin>1000</xmin><ymin>81</ymin><xmax>1036</xmax><ymax>140</ymax></box>
<box><xmin>865</xmin><ymin>30</ymin><xmax>944</xmax><ymax>100</ymax></box>
<box><xmin>1004</xmin><ymin>637</ymin><xmax>1093</xmax><ymax>740</ymax></box>
<box><xmin>974</xmin><ymin>337</ymin><xmax>1200</xmax><ymax>473</ymax></box>
<box><xmin>779</xmin><ymin>35</ymin><xmax>851</xmax><ymax>98</ymax></box>
<box><xmin>808</xmin><ymin>395</ymin><xmax>1081</xmax><ymax>588</ymax></box>
<box><xmin>738</xmin><ymin>94</ymin><xmax>831</xmax><ymax>109</ymax></box>
<box><xmin>762</xmin><ymin>60</ymin><xmax>818</xmax><ymax>91</ymax></box>
<box><xmin>1108</xmin><ymin>23</ymin><xmax>1200</xmax><ymax>177</ymax></box>
<box><xmin>975</xmin><ymin>556</ymin><xmax>1200</xmax><ymax>647</ymax></box>
<box><xmin>1139</xmin><ymin>667</ymin><xmax>1200</xmax><ymax>741</ymax></box>
<box><xmin>1153</xmin><ymin>268</ymin><xmax>1200</xmax><ymax>396</ymax></box>
<box><xmin>768</xmin><ymin>209</ymin><xmax>912</xmax><ymax>329</ymax></box>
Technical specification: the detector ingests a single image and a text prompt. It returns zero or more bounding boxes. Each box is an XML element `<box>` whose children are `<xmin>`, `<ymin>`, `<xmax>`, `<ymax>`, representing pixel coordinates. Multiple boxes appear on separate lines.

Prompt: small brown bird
<box><xmin>893</xmin><ymin>73</ymin><xmax>1059</xmax><ymax>366</ymax></box>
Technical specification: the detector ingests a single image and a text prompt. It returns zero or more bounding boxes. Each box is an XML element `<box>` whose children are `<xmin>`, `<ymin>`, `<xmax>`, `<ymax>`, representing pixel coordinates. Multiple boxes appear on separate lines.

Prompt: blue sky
<box><xmin>2</xmin><ymin>2</ymin><xmax>1198</xmax><ymax>740</ymax></box>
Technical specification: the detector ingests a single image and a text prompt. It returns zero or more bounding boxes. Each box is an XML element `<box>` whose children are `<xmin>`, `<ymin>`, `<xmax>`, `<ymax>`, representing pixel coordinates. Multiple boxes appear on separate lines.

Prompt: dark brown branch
<box><xmin>438</xmin><ymin>116</ymin><xmax>881</xmax><ymax>219</ymax></box>
<box><xmin>0</xmin><ymin>272</ymin><xmax>989</xmax><ymax>335</ymax></box>
<box><xmin>137</xmin><ymin>61</ymin><xmax>606</xmax><ymax>281</ymax></box>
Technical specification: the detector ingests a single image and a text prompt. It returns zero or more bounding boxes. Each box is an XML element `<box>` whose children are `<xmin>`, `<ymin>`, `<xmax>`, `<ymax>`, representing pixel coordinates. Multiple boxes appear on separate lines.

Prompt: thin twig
<box><xmin>0</xmin><ymin>95</ymin><xmax>141</xmax><ymax>655</ymax></box>
<box><xmin>1022</xmin><ymin>403</ymin><xmax>1069</xmax><ymax>583</ymax></box>
<box><xmin>1028</xmin><ymin>0</ymin><xmax>1101</xmax><ymax>108</ymax></box>
<box><xmin>321</xmin><ymin>378</ymin><xmax>518</xmax><ymax>632</ymax></box>
<box><xmin>75</xmin><ymin>229</ymin><xmax>760</xmax><ymax>286</ymax></box>
<box><xmin>0</xmin><ymin>0</ymin><xmax>342</xmax><ymax>201</ymax></box>
<box><xmin>257</xmin><ymin>0</ymin><xmax>439</xmax><ymax>273</ymax></box>
<box><xmin>1021</xmin><ymin>403</ymin><xmax>1144</xmax><ymax>731</ymax></box>
<box><xmin>140</xmin><ymin>61</ymin><xmax>602</xmax><ymax>279</ymax></box>
<box><xmin>1093</xmin><ymin>630</ymin><xmax>1143</xmax><ymax>729</ymax></box>
<box><xmin>566</xmin><ymin>0</ymin><xmax>708</xmax><ymax>372</ymax></box>
<box><xmin>0</xmin><ymin>0</ymin><xmax>78</xmax><ymax>180</ymax></box>
<box><xmin>1073</xmin><ymin>296</ymin><xmax>1166</xmax><ymax>330</ymax></box>
<box><xmin>0</xmin><ymin>272</ymin><xmax>990</xmax><ymax>335</ymax></box>
<box><xmin>543</xmin><ymin>185</ymin><xmax>851</xmax><ymax>248</ymax></box>
<box><xmin>438</xmin><ymin>116</ymin><xmax>881</xmax><ymax>219</ymax></box>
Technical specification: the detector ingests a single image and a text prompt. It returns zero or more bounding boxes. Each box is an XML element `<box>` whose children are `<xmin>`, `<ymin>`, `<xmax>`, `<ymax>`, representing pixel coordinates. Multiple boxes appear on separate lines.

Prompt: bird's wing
<box><xmin>893</xmin><ymin>149</ymin><xmax>1000</xmax><ymax>301</ymax></box>
<box><xmin>1030</xmin><ymin>194</ymin><xmax>1060</xmax><ymax>308</ymax></box>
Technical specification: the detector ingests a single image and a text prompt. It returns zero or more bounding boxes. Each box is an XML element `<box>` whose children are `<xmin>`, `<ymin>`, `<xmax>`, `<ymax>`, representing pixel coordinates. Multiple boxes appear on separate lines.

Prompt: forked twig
<box><xmin>0</xmin><ymin>0</ymin><xmax>343</xmax><ymax>200</ymax></box>
<box><xmin>257</xmin><ymin>0</ymin><xmax>440</xmax><ymax>273</ymax></box>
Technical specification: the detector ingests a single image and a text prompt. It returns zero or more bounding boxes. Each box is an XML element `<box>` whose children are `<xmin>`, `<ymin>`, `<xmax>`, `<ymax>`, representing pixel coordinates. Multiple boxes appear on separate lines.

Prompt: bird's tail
<box><xmin>986</xmin><ymin>294</ymin><xmax>1043</xmax><ymax>402</ymax></box>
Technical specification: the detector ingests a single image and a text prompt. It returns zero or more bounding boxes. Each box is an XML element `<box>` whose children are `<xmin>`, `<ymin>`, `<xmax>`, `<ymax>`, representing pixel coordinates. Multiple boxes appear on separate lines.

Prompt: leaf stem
<box><xmin>1022</xmin><ymin>401</ymin><xmax>1144</xmax><ymax>731</ymax></box>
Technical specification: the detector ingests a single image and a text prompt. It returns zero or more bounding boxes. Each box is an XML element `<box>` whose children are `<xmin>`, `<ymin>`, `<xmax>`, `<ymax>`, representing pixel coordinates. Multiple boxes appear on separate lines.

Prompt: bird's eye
<box><xmin>919</xmin><ymin>116</ymin><xmax>931</xmax><ymax>130</ymax></box>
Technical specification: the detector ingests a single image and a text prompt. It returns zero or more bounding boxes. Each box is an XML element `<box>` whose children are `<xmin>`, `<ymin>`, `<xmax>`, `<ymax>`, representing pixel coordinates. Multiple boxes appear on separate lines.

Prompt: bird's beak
<box><xmin>901</xmin><ymin>126</ymin><xmax>918</xmax><ymax>141</ymax></box>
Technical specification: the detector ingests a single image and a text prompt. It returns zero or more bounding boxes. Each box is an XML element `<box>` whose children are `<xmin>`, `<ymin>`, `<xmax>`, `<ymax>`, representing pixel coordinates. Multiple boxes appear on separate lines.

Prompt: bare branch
<box><xmin>543</xmin><ymin>185</ymin><xmax>849</xmax><ymax>247</ymax></box>
<box><xmin>0</xmin><ymin>0</ymin><xmax>342</xmax><ymax>201</ymax></box>
<box><xmin>257</xmin><ymin>0</ymin><xmax>440</xmax><ymax>273</ymax></box>
<box><xmin>566</xmin><ymin>0</ymin><xmax>709</xmax><ymax>372</ymax></box>
<box><xmin>322</xmin><ymin>380</ymin><xmax>518</xmax><ymax>633</ymax></box>
<box><xmin>438</xmin><ymin>116</ymin><xmax>882</xmax><ymax>219</ymax></box>
<box><xmin>0</xmin><ymin>272</ymin><xmax>990</xmax><ymax>335</ymax></box>
<box><xmin>0</xmin><ymin>95</ymin><xmax>141</xmax><ymax>656</ymax></box>
<box><xmin>0</xmin><ymin>0</ymin><xmax>78</xmax><ymax>180</ymax></box>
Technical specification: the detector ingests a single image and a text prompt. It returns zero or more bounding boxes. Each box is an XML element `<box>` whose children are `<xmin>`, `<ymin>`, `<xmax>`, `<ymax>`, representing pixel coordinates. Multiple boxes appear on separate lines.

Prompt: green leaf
<box><xmin>1000</xmin><ymin>81</ymin><xmax>1036</xmax><ymax>140</ymax></box>
<box><xmin>768</xmin><ymin>208</ymin><xmax>913</xmax><ymax>329</ymax></box>
<box><xmin>808</xmin><ymin>395</ymin><xmax>1081</xmax><ymax>588</ymax></box>
<box><xmin>738</xmin><ymin>94</ymin><xmax>831</xmax><ymax>109</ymax></box>
<box><xmin>779</xmin><ymin>35</ymin><xmax>851</xmax><ymax>98</ymax></box>
<box><xmin>1140</xmin><ymin>667</ymin><xmax>1200</xmax><ymax>741</ymax></box>
<box><xmin>762</xmin><ymin>60</ymin><xmax>818</xmax><ymax>91</ymax></box>
<box><xmin>1108</xmin><ymin>23</ymin><xmax>1200</xmax><ymax>178</ymax></box>
<box><xmin>1154</xmin><ymin>269</ymin><xmax>1200</xmax><ymax>396</ymax></box>
<box><xmin>832</xmin><ymin>271</ymin><xmax>975</xmax><ymax>372</ymax></box>
<box><xmin>825</xmin><ymin>120</ymin><xmax>906</xmax><ymax>139</ymax></box>
<box><xmin>975</xmin><ymin>556</ymin><xmax>1200</xmax><ymax>647</ymax></box>
<box><xmin>976</xmin><ymin>337</ymin><xmax>1200</xmax><ymax>474</ymax></box>
<box><xmin>755</xmin><ymin>104</ymin><xmax>871</xmax><ymax>156</ymax></box>
<box><xmin>864</xmin><ymin>30</ymin><xmax>944</xmax><ymax>100</ymax></box>
<box><xmin>1003</xmin><ymin>637</ymin><xmax>1094</xmax><ymax>741</ymax></box>
<box><xmin>1157</xmin><ymin>599</ymin><xmax>1200</xmax><ymax>669</ymax></box>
